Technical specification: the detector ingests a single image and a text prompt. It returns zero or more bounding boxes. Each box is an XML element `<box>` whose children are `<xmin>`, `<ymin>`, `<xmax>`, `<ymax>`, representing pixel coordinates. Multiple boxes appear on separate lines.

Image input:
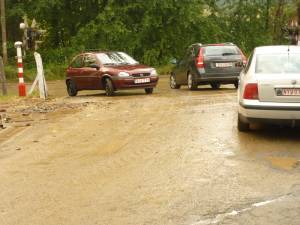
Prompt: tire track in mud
<box><xmin>1</xmin><ymin>90</ymin><xmax>237</xmax><ymax>179</ymax></box>
<box><xmin>0</xmin><ymin>126</ymin><xmax>26</xmax><ymax>145</ymax></box>
<box><xmin>73</xmin><ymin>98</ymin><xmax>180</xmax><ymax>177</ymax></box>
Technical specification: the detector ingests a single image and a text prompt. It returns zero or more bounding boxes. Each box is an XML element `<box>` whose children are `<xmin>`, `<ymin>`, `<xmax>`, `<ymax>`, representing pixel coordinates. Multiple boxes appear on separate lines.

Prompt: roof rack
<box><xmin>188</xmin><ymin>43</ymin><xmax>202</xmax><ymax>48</ymax></box>
<box><xmin>203</xmin><ymin>43</ymin><xmax>235</xmax><ymax>46</ymax></box>
<box><xmin>82</xmin><ymin>49</ymin><xmax>107</xmax><ymax>53</ymax></box>
<box><xmin>194</xmin><ymin>42</ymin><xmax>235</xmax><ymax>47</ymax></box>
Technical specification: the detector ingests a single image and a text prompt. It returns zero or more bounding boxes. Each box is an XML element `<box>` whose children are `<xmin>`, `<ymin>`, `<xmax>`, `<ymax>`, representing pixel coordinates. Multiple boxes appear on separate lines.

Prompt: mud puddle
<box><xmin>267</xmin><ymin>156</ymin><xmax>300</xmax><ymax>170</ymax></box>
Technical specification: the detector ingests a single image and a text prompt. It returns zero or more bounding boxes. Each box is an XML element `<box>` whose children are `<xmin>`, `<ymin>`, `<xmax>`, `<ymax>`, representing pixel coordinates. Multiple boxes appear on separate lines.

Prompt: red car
<box><xmin>66</xmin><ymin>51</ymin><xmax>159</xmax><ymax>96</ymax></box>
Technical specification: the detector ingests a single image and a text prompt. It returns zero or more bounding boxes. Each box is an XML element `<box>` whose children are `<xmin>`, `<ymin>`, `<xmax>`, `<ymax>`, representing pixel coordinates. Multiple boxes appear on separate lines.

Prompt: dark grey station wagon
<box><xmin>170</xmin><ymin>43</ymin><xmax>247</xmax><ymax>90</ymax></box>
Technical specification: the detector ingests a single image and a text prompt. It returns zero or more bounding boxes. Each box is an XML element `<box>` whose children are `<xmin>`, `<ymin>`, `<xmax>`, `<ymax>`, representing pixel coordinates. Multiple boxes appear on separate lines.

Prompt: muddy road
<box><xmin>1</xmin><ymin>76</ymin><xmax>300</xmax><ymax>225</ymax></box>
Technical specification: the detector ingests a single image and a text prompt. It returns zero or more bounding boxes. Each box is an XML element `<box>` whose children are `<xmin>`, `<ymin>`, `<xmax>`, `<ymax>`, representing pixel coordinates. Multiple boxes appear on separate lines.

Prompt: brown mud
<box><xmin>0</xmin><ymin>76</ymin><xmax>300</xmax><ymax>225</ymax></box>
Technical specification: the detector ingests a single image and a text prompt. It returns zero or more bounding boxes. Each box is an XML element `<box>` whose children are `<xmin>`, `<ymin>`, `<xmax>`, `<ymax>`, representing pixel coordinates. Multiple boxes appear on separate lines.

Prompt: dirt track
<box><xmin>1</xmin><ymin>76</ymin><xmax>300</xmax><ymax>225</ymax></box>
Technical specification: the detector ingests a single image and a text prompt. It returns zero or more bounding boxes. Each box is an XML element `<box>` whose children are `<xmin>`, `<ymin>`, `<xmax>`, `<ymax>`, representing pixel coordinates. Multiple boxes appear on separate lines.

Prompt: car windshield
<box><xmin>204</xmin><ymin>46</ymin><xmax>239</xmax><ymax>56</ymax></box>
<box><xmin>96</xmin><ymin>52</ymin><xmax>138</xmax><ymax>65</ymax></box>
<box><xmin>256</xmin><ymin>54</ymin><xmax>300</xmax><ymax>74</ymax></box>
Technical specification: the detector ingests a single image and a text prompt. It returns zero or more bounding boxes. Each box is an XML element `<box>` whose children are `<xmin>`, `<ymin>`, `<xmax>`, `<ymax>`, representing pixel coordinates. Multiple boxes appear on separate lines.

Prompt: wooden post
<box><xmin>298</xmin><ymin>2</ymin><xmax>300</xmax><ymax>26</ymax></box>
<box><xmin>0</xmin><ymin>55</ymin><xmax>7</xmax><ymax>95</ymax></box>
<box><xmin>0</xmin><ymin>0</ymin><xmax>7</xmax><ymax>64</ymax></box>
<box><xmin>297</xmin><ymin>2</ymin><xmax>300</xmax><ymax>45</ymax></box>
<box><xmin>273</xmin><ymin>0</ymin><xmax>285</xmax><ymax>44</ymax></box>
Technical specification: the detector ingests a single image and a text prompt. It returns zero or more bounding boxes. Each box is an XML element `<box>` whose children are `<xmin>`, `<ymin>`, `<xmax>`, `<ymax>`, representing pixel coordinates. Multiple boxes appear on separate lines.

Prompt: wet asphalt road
<box><xmin>1</xmin><ymin>76</ymin><xmax>300</xmax><ymax>225</ymax></box>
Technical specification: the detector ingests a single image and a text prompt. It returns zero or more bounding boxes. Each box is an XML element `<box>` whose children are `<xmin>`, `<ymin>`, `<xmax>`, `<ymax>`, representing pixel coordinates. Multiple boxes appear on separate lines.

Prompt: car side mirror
<box><xmin>90</xmin><ymin>63</ymin><xmax>100</xmax><ymax>70</ymax></box>
<box><xmin>170</xmin><ymin>59</ymin><xmax>177</xmax><ymax>65</ymax></box>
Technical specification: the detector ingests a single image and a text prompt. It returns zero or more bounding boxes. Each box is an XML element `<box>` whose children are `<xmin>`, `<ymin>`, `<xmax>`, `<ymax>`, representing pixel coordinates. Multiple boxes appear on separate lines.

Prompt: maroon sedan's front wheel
<box><xmin>105</xmin><ymin>78</ymin><xmax>115</xmax><ymax>96</ymax></box>
<box><xmin>145</xmin><ymin>88</ymin><xmax>153</xmax><ymax>94</ymax></box>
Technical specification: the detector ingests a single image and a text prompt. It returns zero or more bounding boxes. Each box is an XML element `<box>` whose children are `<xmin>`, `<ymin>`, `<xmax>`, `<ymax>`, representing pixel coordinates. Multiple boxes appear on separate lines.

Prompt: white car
<box><xmin>238</xmin><ymin>45</ymin><xmax>300</xmax><ymax>131</ymax></box>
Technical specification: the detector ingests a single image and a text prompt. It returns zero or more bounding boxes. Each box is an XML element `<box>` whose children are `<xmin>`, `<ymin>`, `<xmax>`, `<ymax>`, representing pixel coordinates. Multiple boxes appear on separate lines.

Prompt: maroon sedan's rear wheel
<box><xmin>105</xmin><ymin>78</ymin><xmax>115</xmax><ymax>96</ymax></box>
<box><xmin>67</xmin><ymin>80</ymin><xmax>78</xmax><ymax>97</ymax></box>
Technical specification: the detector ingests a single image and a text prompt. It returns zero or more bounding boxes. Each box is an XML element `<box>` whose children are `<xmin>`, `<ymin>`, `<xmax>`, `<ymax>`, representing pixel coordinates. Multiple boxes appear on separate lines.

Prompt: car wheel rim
<box><xmin>68</xmin><ymin>83</ymin><xmax>72</xmax><ymax>94</ymax></box>
<box><xmin>105</xmin><ymin>84</ymin><xmax>110</xmax><ymax>95</ymax></box>
<box><xmin>188</xmin><ymin>74</ymin><xmax>192</xmax><ymax>89</ymax></box>
<box><xmin>170</xmin><ymin>76</ymin><xmax>176</xmax><ymax>88</ymax></box>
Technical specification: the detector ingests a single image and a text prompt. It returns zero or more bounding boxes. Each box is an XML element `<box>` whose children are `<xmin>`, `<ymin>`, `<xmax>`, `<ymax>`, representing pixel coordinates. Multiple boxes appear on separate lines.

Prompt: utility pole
<box><xmin>298</xmin><ymin>2</ymin><xmax>300</xmax><ymax>27</ymax></box>
<box><xmin>0</xmin><ymin>55</ymin><xmax>7</xmax><ymax>95</ymax></box>
<box><xmin>265</xmin><ymin>0</ymin><xmax>270</xmax><ymax>30</ymax></box>
<box><xmin>0</xmin><ymin>0</ymin><xmax>7</xmax><ymax>64</ymax></box>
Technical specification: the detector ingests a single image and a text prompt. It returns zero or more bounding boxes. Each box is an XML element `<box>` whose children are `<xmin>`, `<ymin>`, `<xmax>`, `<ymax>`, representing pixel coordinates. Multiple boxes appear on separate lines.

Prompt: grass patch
<box><xmin>0</xmin><ymin>94</ymin><xmax>18</xmax><ymax>102</ymax></box>
<box><xmin>4</xmin><ymin>63</ymin><xmax>67</xmax><ymax>82</ymax></box>
<box><xmin>44</xmin><ymin>63</ymin><xmax>67</xmax><ymax>80</ymax></box>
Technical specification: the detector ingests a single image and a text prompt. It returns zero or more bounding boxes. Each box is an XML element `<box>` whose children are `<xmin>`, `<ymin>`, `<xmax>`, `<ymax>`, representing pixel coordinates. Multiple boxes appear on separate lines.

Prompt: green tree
<box><xmin>3</xmin><ymin>0</ymin><xmax>299</xmax><ymax>67</ymax></box>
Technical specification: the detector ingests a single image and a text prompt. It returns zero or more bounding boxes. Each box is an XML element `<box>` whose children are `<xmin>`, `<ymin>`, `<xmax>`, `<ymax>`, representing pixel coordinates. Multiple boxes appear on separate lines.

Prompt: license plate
<box><xmin>277</xmin><ymin>88</ymin><xmax>300</xmax><ymax>96</ymax></box>
<box><xmin>134</xmin><ymin>78</ymin><xmax>150</xmax><ymax>84</ymax></box>
<box><xmin>215</xmin><ymin>62</ymin><xmax>233</xmax><ymax>68</ymax></box>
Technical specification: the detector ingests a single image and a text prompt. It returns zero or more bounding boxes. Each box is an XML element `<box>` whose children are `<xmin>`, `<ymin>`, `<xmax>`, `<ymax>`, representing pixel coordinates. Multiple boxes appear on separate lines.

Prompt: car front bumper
<box><xmin>113</xmin><ymin>76</ymin><xmax>159</xmax><ymax>89</ymax></box>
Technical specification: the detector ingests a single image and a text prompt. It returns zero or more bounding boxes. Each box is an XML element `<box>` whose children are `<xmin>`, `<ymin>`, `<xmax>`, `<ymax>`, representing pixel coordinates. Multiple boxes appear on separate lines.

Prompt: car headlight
<box><xmin>151</xmin><ymin>69</ymin><xmax>158</xmax><ymax>76</ymax></box>
<box><xmin>118</xmin><ymin>72</ymin><xmax>130</xmax><ymax>77</ymax></box>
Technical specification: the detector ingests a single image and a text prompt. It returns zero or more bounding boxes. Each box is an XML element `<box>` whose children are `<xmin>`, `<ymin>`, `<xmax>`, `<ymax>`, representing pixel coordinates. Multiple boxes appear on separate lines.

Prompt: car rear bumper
<box><xmin>239</xmin><ymin>113</ymin><xmax>300</xmax><ymax>126</ymax></box>
<box><xmin>196</xmin><ymin>76</ymin><xmax>238</xmax><ymax>83</ymax></box>
<box><xmin>113</xmin><ymin>76</ymin><xmax>159</xmax><ymax>89</ymax></box>
<box><xmin>196</xmin><ymin>70</ymin><xmax>240</xmax><ymax>83</ymax></box>
<box><xmin>239</xmin><ymin>100</ymin><xmax>300</xmax><ymax>123</ymax></box>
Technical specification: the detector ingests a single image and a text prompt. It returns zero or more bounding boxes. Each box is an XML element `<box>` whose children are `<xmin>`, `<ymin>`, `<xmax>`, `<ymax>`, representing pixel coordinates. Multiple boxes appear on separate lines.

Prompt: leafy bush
<box><xmin>156</xmin><ymin>64</ymin><xmax>174</xmax><ymax>76</ymax></box>
<box><xmin>5</xmin><ymin>0</ymin><xmax>292</xmax><ymax>79</ymax></box>
<box><xmin>4</xmin><ymin>62</ymin><xmax>66</xmax><ymax>82</ymax></box>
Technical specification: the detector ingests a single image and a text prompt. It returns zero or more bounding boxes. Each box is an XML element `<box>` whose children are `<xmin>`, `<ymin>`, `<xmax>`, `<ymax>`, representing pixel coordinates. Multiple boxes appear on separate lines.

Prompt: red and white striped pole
<box><xmin>14</xmin><ymin>41</ymin><xmax>26</xmax><ymax>97</ymax></box>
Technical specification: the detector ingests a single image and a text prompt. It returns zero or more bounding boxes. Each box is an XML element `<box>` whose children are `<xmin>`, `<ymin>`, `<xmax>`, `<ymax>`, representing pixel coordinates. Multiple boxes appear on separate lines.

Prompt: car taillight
<box><xmin>243</xmin><ymin>83</ymin><xmax>259</xmax><ymax>100</ymax></box>
<box><xmin>196</xmin><ymin>48</ymin><xmax>205</xmax><ymax>68</ymax></box>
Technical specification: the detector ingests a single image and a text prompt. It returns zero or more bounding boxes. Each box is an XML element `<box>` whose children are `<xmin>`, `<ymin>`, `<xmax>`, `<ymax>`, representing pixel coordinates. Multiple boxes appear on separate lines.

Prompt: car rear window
<box><xmin>256</xmin><ymin>54</ymin><xmax>300</xmax><ymax>74</ymax></box>
<box><xmin>204</xmin><ymin>46</ymin><xmax>239</xmax><ymax>56</ymax></box>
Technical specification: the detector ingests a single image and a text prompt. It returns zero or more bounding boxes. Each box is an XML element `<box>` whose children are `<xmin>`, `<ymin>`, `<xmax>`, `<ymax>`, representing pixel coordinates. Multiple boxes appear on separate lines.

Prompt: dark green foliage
<box><xmin>3</xmin><ymin>0</ymin><xmax>297</xmax><ymax>74</ymax></box>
